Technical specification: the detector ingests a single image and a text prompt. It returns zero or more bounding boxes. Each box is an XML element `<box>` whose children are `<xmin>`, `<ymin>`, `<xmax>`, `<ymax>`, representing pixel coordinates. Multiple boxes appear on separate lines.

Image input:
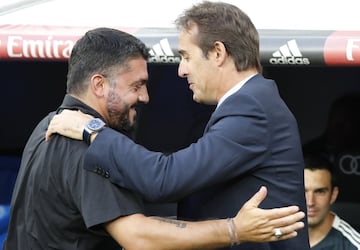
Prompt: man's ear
<box><xmin>90</xmin><ymin>74</ymin><xmax>106</xmax><ymax>97</ymax></box>
<box><xmin>212</xmin><ymin>41</ymin><xmax>227</xmax><ymax>66</ymax></box>
<box><xmin>330</xmin><ymin>186</ymin><xmax>339</xmax><ymax>205</ymax></box>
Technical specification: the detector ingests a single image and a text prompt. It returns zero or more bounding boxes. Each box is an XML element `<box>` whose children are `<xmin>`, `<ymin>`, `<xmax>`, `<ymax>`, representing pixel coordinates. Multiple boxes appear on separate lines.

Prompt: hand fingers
<box><xmin>278</xmin><ymin>221</ymin><xmax>305</xmax><ymax>237</ymax></box>
<box><xmin>269</xmin><ymin>221</ymin><xmax>304</xmax><ymax>241</ymax></box>
<box><xmin>259</xmin><ymin>211</ymin><xmax>304</xmax><ymax>242</ymax></box>
<box><xmin>260</xmin><ymin>204</ymin><xmax>301</xmax><ymax>222</ymax></box>
<box><xmin>243</xmin><ymin>187</ymin><xmax>301</xmax><ymax>220</ymax></box>
<box><xmin>252</xmin><ymin>221</ymin><xmax>304</xmax><ymax>243</ymax></box>
<box><xmin>45</xmin><ymin>114</ymin><xmax>60</xmax><ymax>141</ymax></box>
<box><xmin>268</xmin><ymin>210</ymin><xmax>305</xmax><ymax>228</ymax></box>
<box><xmin>244</xmin><ymin>186</ymin><xmax>267</xmax><ymax>208</ymax></box>
<box><xmin>45</xmin><ymin>109</ymin><xmax>93</xmax><ymax>141</ymax></box>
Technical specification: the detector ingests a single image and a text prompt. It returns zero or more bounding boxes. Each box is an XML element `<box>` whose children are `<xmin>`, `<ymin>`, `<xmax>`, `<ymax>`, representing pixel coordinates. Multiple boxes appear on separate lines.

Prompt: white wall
<box><xmin>0</xmin><ymin>0</ymin><xmax>359</xmax><ymax>30</ymax></box>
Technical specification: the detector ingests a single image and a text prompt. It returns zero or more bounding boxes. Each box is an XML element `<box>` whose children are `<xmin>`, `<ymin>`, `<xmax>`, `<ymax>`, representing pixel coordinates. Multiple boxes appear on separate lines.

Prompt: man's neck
<box><xmin>308</xmin><ymin>212</ymin><xmax>335</xmax><ymax>247</ymax></box>
<box><xmin>216</xmin><ymin>68</ymin><xmax>258</xmax><ymax>102</ymax></box>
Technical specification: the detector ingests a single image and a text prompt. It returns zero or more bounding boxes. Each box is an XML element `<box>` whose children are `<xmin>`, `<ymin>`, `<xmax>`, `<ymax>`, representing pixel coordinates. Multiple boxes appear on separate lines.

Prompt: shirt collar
<box><xmin>216</xmin><ymin>73</ymin><xmax>257</xmax><ymax>109</ymax></box>
<box><xmin>57</xmin><ymin>94</ymin><xmax>105</xmax><ymax>121</ymax></box>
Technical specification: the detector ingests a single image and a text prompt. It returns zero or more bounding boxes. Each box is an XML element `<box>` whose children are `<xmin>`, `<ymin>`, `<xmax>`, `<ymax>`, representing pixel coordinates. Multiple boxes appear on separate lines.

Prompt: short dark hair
<box><xmin>66</xmin><ymin>27</ymin><xmax>149</xmax><ymax>95</ymax></box>
<box><xmin>175</xmin><ymin>1</ymin><xmax>262</xmax><ymax>72</ymax></box>
<box><xmin>303</xmin><ymin>153</ymin><xmax>338</xmax><ymax>188</ymax></box>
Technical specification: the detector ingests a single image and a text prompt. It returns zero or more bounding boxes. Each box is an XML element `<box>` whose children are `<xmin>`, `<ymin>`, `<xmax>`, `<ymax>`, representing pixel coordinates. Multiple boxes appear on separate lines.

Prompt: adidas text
<box><xmin>148</xmin><ymin>55</ymin><xmax>181</xmax><ymax>63</ymax></box>
<box><xmin>269</xmin><ymin>56</ymin><xmax>310</xmax><ymax>65</ymax></box>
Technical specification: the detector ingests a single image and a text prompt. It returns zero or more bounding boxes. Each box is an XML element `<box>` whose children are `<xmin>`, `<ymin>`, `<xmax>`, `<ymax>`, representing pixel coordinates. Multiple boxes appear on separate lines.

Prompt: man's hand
<box><xmin>46</xmin><ymin>110</ymin><xmax>93</xmax><ymax>141</ymax></box>
<box><xmin>233</xmin><ymin>186</ymin><xmax>305</xmax><ymax>243</ymax></box>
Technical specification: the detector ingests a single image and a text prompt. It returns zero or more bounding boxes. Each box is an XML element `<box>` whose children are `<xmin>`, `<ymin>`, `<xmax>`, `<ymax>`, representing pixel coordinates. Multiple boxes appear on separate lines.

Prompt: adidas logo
<box><xmin>269</xmin><ymin>39</ymin><xmax>310</xmax><ymax>65</ymax></box>
<box><xmin>148</xmin><ymin>38</ymin><xmax>181</xmax><ymax>64</ymax></box>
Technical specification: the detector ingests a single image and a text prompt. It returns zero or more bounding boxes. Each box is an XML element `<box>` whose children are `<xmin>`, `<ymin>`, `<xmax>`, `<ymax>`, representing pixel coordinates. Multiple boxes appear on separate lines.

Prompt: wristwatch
<box><xmin>82</xmin><ymin>118</ymin><xmax>106</xmax><ymax>145</ymax></box>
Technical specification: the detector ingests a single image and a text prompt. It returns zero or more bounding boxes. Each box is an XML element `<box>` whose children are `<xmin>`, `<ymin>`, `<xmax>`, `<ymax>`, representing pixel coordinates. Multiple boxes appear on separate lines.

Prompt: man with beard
<box><xmin>304</xmin><ymin>153</ymin><xmax>360</xmax><ymax>249</ymax></box>
<box><xmin>3</xmin><ymin>27</ymin><xmax>305</xmax><ymax>250</ymax></box>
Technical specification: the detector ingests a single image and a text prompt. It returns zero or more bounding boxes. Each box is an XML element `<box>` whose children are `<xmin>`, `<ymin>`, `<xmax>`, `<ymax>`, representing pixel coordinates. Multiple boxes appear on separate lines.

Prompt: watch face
<box><xmin>87</xmin><ymin>118</ymin><xmax>105</xmax><ymax>131</ymax></box>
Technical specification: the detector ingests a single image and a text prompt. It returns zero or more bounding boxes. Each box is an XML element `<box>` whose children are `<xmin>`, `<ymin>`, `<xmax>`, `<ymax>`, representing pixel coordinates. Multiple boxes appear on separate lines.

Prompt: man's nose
<box><xmin>139</xmin><ymin>87</ymin><xmax>149</xmax><ymax>103</ymax></box>
<box><xmin>178</xmin><ymin>61</ymin><xmax>188</xmax><ymax>78</ymax></box>
<box><xmin>305</xmin><ymin>192</ymin><xmax>315</xmax><ymax>206</ymax></box>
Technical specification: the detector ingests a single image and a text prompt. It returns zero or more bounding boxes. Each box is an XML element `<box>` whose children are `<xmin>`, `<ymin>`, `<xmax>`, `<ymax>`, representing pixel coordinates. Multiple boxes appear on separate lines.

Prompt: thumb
<box><xmin>245</xmin><ymin>186</ymin><xmax>267</xmax><ymax>208</ymax></box>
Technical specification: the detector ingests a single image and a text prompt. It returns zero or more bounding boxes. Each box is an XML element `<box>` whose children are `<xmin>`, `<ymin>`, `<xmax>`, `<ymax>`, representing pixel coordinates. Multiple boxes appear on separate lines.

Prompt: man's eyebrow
<box><xmin>139</xmin><ymin>79</ymin><xmax>148</xmax><ymax>85</ymax></box>
<box><xmin>130</xmin><ymin>78</ymin><xmax>147</xmax><ymax>86</ymax></box>
<box><xmin>178</xmin><ymin>49</ymin><xmax>186</xmax><ymax>56</ymax></box>
<box><xmin>315</xmin><ymin>187</ymin><xmax>329</xmax><ymax>192</ymax></box>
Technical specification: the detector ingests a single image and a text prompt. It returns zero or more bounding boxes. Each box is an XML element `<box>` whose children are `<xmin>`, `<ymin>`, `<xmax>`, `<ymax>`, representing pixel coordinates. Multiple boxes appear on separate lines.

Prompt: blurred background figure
<box><xmin>303</xmin><ymin>93</ymin><xmax>360</xmax><ymax>202</ymax></box>
<box><xmin>304</xmin><ymin>153</ymin><xmax>360</xmax><ymax>249</ymax></box>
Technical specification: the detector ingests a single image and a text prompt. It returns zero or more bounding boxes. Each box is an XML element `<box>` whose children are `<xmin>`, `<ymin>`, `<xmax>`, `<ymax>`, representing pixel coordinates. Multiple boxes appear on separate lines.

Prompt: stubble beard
<box><xmin>107</xmin><ymin>91</ymin><xmax>135</xmax><ymax>133</ymax></box>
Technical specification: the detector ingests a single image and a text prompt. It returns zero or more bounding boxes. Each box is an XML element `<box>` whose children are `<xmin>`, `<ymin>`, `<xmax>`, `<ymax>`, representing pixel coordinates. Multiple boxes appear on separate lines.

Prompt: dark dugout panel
<box><xmin>265</xmin><ymin>66</ymin><xmax>360</xmax><ymax>145</ymax></box>
<box><xmin>0</xmin><ymin>61</ymin><xmax>67</xmax><ymax>155</ymax></box>
<box><xmin>135</xmin><ymin>64</ymin><xmax>214</xmax><ymax>153</ymax></box>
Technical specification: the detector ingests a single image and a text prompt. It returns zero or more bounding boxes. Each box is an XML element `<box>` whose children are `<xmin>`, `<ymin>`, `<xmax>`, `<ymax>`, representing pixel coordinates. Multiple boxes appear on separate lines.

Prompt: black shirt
<box><xmin>3</xmin><ymin>95</ymin><xmax>144</xmax><ymax>250</ymax></box>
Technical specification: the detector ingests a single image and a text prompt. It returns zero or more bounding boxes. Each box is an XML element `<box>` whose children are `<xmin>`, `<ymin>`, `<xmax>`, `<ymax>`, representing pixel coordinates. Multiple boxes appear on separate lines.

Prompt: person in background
<box><xmin>46</xmin><ymin>2</ymin><xmax>309</xmax><ymax>249</ymax></box>
<box><xmin>304</xmin><ymin>153</ymin><xmax>360</xmax><ymax>249</ymax></box>
<box><xmin>3</xmin><ymin>27</ymin><xmax>305</xmax><ymax>250</ymax></box>
<box><xmin>303</xmin><ymin>93</ymin><xmax>360</xmax><ymax>203</ymax></box>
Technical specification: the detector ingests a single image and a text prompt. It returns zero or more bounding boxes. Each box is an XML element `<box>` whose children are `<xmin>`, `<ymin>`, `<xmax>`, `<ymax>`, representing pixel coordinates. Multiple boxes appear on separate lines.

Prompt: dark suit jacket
<box><xmin>85</xmin><ymin>74</ymin><xmax>310</xmax><ymax>249</ymax></box>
